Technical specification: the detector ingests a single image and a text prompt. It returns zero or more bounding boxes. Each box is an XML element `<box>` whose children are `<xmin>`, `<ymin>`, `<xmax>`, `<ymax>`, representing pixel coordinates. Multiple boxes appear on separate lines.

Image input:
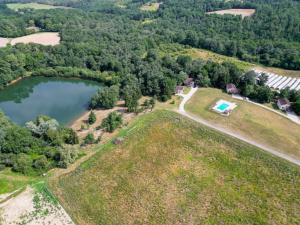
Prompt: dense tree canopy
<box><xmin>0</xmin><ymin>113</ymin><xmax>78</xmax><ymax>174</ymax></box>
<box><xmin>0</xmin><ymin>0</ymin><xmax>299</xmax><ymax>91</ymax></box>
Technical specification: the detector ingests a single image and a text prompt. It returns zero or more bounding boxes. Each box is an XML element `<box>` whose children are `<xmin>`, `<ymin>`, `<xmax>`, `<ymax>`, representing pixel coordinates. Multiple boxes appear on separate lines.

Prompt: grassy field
<box><xmin>6</xmin><ymin>3</ymin><xmax>70</xmax><ymax>10</ymax></box>
<box><xmin>0</xmin><ymin>169</ymin><xmax>41</xmax><ymax>195</ymax></box>
<box><xmin>50</xmin><ymin>110</ymin><xmax>300</xmax><ymax>225</ymax></box>
<box><xmin>140</xmin><ymin>2</ymin><xmax>160</xmax><ymax>12</ymax></box>
<box><xmin>185</xmin><ymin>88</ymin><xmax>300</xmax><ymax>160</ymax></box>
<box><xmin>159</xmin><ymin>44</ymin><xmax>300</xmax><ymax>77</ymax></box>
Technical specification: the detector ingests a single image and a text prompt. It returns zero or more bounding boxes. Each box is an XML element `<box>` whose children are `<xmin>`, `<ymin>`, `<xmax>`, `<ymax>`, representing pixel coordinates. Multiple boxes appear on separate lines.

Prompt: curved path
<box><xmin>177</xmin><ymin>87</ymin><xmax>300</xmax><ymax>166</ymax></box>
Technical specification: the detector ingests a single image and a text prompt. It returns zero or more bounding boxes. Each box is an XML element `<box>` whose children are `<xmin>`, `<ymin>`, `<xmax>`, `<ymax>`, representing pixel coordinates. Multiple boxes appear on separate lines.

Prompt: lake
<box><xmin>0</xmin><ymin>77</ymin><xmax>100</xmax><ymax>125</ymax></box>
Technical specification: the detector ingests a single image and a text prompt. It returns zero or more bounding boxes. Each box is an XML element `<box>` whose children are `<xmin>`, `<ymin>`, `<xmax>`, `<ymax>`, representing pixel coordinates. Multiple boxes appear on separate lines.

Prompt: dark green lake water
<box><xmin>0</xmin><ymin>77</ymin><xmax>100</xmax><ymax>125</ymax></box>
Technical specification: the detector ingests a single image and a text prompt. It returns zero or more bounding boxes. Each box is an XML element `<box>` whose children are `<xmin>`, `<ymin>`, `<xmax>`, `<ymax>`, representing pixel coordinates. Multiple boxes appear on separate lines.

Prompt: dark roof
<box><xmin>184</xmin><ymin>78</ymin><xmax>194</xmax><ymax>85</ymax></box>
<box><xmin>277</xmin><ymin>98</ymin><xmax>290</xmax><ymax>106</ymax></box>
<box><xmin>176</xmin><ymin>86</ymin><xmax>184</xmax><ymax>91</ymax></box>
<box><xmin>226</xmin><ymin>83</ymin><xmax>236</xmax><ymax>89</ymax></box>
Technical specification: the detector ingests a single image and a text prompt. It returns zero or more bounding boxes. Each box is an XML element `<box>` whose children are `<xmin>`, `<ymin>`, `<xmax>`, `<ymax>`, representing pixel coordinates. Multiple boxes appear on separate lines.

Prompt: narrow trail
<box><xmin>177</xmin><ymin>87</ymin><xmax>300</xmax><ymax>167</ymax></box>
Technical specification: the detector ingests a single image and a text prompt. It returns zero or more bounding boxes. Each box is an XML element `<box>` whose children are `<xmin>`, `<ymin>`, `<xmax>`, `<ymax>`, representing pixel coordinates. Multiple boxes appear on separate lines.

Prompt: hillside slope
<box><xmin>50</xmin><ymin>110</ymin><xmax>300</xmax><ymax>225</ymax></box>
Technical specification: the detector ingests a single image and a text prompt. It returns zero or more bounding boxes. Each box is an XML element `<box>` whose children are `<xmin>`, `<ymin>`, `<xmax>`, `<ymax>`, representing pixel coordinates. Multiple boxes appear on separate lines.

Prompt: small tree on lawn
<box><xmin>101</xmin><ymin>112</ymin><xmax>123</xmax><ymax>133</ymax></box>
<box><xmin>88</xmin><ymin>111</ymin><xmax>96</xmax><ymax>125</ymax></box>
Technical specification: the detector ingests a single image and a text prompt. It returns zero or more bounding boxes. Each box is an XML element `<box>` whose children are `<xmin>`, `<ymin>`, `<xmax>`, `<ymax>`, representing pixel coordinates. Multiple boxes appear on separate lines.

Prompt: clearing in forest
<box><xmin>206</xmin><ymin>8</ymin><xmax>256</xmax><ymax>18</ymax></box>
<box><xmin>50</xmin><ymin>110</ymin><xmax>300</xmax><ymax>225</ymax></box>
<box><xmin>6</xmin><ymin>3</ymin><xmax>71</xmax><ymax>11</ymax></box>
<box><xmin>0</xmin><ymin>38</ymin><xmax>10</xmax><ymax>48</ymax></box>
<box><xmin>140</xmin><ymin>2</ymin><xmax>161</xmax><ymax>12</ymax></box>
<box><xmin>160</xmin><ymin>44</ymin><xmax>300</xmax><ymax>77</ymax></box>
<box><xmin>0</xmin><ymin>32</ymin><xmax>61</xmax><ymax>47</ymax></box>
<box><xmin>185</xmin><ymin>88</ymin><xmax>300</xmax><ymax>161</ymax></box>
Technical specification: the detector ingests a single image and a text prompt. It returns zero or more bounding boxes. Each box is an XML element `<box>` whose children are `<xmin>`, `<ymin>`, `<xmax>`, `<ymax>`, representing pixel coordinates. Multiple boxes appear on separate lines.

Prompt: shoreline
<box><xmin>68</xmin><ymin>109</ymin><xmax>90</xmax><ymax>128</ymax></box>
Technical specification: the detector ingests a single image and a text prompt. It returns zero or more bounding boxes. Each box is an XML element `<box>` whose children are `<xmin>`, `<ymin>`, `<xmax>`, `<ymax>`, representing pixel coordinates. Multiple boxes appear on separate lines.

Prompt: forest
<box><xmin>0</xmin><ymin>0</ymin><xmax>299</xmax><ymax>90</ymax></box>
<box><xmin>0</xmin><ymin>0</ymin><xmax>300</xmax><ymax>173</ymax></box>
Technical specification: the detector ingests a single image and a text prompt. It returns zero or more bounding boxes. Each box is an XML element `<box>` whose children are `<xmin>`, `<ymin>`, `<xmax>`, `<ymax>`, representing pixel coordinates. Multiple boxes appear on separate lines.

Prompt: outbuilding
<box><xmin>226</xmin><ymin>83</ymin><xmax>239</xmax><ymax>94</ymax></box>
<box><xmin>175</xmin><ymin>86</ymin><xmax>184</xmax><ymax>94</ymax></box>
<box><xmin>184</xmin><ymin>78</ymin><xmax>195</xmax><ymax>87</ymax></box>
<box><xmin>277</xmin><ymin>98</ymin><xmax>291</xmax><ymax>111</ymax></box>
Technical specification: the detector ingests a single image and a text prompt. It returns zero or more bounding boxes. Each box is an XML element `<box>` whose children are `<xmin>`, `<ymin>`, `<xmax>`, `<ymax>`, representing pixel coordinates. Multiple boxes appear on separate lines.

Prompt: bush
<box><xmin>0</xmin><ymin>164</ymin><xmax>5</xmax><ymax>171</ymax></box>
<box><xmin>33</xmin><ymin>156</ymin><xmax>50</xmax><ymax>171</ymax></box>
<box><xmin>13</xmin><ymin>153</ymin><xmax>33</xmax><ymax>174</ymax></box>
<box><xmin>63</xmin><ymin>128</ymin><xmax>79</xmax><ymax>145</ymax></box>
<box><xmin>88</xmin><ymin>111</ymin><xmax>96</xmax><ymax>124</ymax></box>
<box><xmin>292</xmin><ymin>100</ymin><xmax>300</xmax><ymax>115</ymax></box>
<box><xmin>83</xmin><ymin>133</ymin><xmax>95</xmax><ymax>145</ymax></box>
<box><xmin>101</xmin><ymin>112</ymin><xmax>123</xmax><ymax>133</ymax></box>
<box><xmin>56</xmin><ymin>146</ymin><xmax>78</xmax><ymax>168</ymax></box>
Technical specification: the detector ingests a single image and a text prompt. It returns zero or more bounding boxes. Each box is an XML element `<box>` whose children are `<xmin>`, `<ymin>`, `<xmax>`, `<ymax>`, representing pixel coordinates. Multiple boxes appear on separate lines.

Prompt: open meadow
<box><xmin>50</xmin><ymin>110</ymin><xmax>300</xmax><ymax>225</ymax></box>
<box><xmin>140</xmin><ymin>2</ymin><xmax>161</xmax><ymax>12</ymax></box>
<box><xmin>159</xmin><ymin>44</ymin><xmax>300</xmax><ymax>77</ymax></box>
<box><xmin>6</xmin><ymin>3</ymin><xmax>71</xmax><ymax>11</ymax></box>
<box><xmin>185</xmin><ymin>88</ymin><xmax>300</xmax><ymax>161</ymax></box>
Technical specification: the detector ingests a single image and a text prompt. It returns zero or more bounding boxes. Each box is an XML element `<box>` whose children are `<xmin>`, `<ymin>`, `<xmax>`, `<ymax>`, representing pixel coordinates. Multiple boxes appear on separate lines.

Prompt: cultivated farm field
<box><xmin>50</xmin><ymin>110</ymin><xmax>300</xmax><ymax>225</ymax></box>
<box><xmin>206</xmin><ymin>8</ymin><xmax>256</xmax><ymax>18</ymax></box>
<box><xmin>0</xmin><ymin>38</ymin><xmax>10</xmax><ymax>48</ymax></box>
<box><xmin>0</xmin><ymin>32</ymin><xmax>60</xmax><ymax>47</ymax></box>
<box><xmin>185</xmin><ymin>88</ymin><xmax>300</xmax><ymax>161</ymax></box>
<box><xmin>6</xmin><ymin>3</ymin><xmax>71</xmax><ymax>11</ymax></box>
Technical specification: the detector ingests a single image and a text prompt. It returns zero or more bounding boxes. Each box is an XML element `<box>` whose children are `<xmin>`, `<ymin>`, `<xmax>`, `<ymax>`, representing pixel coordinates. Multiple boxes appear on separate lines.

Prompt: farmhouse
<box><xmin>226</xmin><ymin>83</ymin><xmax>239</xmax><ymax>94</ymax></box>
<box><xmin>277</xmin><ymin>98</ymin><xmax>291</xmax><ymax>111</ymax></box>
<box><xmin>175</xmin><ymin>86</ymin><xmax>184</xmax><ymax>94</ymax></box>
<box><xmin>184</xmin><ymin>78</ymin><xmax>195</xmax><ymax>87</ymax></box>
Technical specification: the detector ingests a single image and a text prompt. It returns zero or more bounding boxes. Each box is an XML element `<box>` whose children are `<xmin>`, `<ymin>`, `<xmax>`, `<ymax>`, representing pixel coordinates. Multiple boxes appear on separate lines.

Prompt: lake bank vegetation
<box><xmin>0</xmin><ymin>112</ymin><xmax>79</xmax><ymax>175</ymax></box>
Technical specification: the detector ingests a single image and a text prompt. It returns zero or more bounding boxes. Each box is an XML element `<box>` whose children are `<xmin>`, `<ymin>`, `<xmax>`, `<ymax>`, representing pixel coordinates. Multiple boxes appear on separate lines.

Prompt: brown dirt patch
<box><xmin>206</xmin><ymin>8</ymin><xmax>256</xmax><ymax>18</ymax></box>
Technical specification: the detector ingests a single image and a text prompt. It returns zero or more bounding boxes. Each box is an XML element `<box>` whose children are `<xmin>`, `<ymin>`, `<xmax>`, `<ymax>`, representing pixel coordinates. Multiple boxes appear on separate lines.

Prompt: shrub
<box><xmin>292</xmin><ymin>100</ymin><xmax>300</xmax><ymax>115</ymax></box>
<box><xmin>101</xmin><ymin>112</ymin><xmax>123</xmax><ymax>133</ymax></box>
<box><xmin>63</xmin><ymin>128</ymin><xmax>79</xmax><ymax>145</ymax></box>
<box><xmin>88</xmin><ymin>111</ymin><xmax>96</xmax><ymax>124</ymax></box>
<box><xmin>83</xmin><ymin>133</ymin><xmax>95</xmax><ymax>145</ymax></box>
<box><xmin>13</xmin><ymin>153</ymin><xmax>33</xmax><ymax>174</ymax></box>
<box><xmin>56</xmin><ymin>146</ymin><xmax>79</xmax><ymax>168</ymax></box>
<box><xmin>33</xmin><ymin>156</ymin><xmax>50</xmax><ymax>171</ymax></box>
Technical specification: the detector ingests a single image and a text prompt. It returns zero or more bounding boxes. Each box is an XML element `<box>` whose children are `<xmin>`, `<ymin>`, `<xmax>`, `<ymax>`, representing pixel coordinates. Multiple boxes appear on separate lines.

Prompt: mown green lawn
<box><xmin>51</xmin><ymin>110</ymin><xmax>300</xmax><ymax>225</ymax></box>
<box><xmin>185</xmin><ymin>88</ymin><xmax>300</xmax><ymax>160</ymax></box>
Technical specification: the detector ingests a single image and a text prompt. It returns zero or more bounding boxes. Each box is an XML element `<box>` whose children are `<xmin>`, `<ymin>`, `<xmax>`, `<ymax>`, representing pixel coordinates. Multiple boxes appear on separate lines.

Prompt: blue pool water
<box><xmin>217</xmin><ymin>103</ymin><xmax>230</xmax><ymax>111</ymax></box>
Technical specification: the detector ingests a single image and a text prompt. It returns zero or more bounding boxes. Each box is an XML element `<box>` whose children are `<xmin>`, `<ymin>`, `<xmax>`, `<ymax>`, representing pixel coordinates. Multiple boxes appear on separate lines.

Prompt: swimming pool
<box><xmin>217</xmin><ymin>103</ymin><xmax>230</xmax><ymax>111</ymax></box>
<box><xmin>212</xmin><ymin>99</ymin><xmax>237</xmax><ymax>115</ymax></box>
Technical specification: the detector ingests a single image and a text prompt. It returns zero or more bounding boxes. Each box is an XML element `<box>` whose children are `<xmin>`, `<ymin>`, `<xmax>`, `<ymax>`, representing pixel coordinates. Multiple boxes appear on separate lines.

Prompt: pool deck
<box><xmin>211</xmin><ymin>99</ymin><xmax>237</xmax><ymax>116</ymax></box>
